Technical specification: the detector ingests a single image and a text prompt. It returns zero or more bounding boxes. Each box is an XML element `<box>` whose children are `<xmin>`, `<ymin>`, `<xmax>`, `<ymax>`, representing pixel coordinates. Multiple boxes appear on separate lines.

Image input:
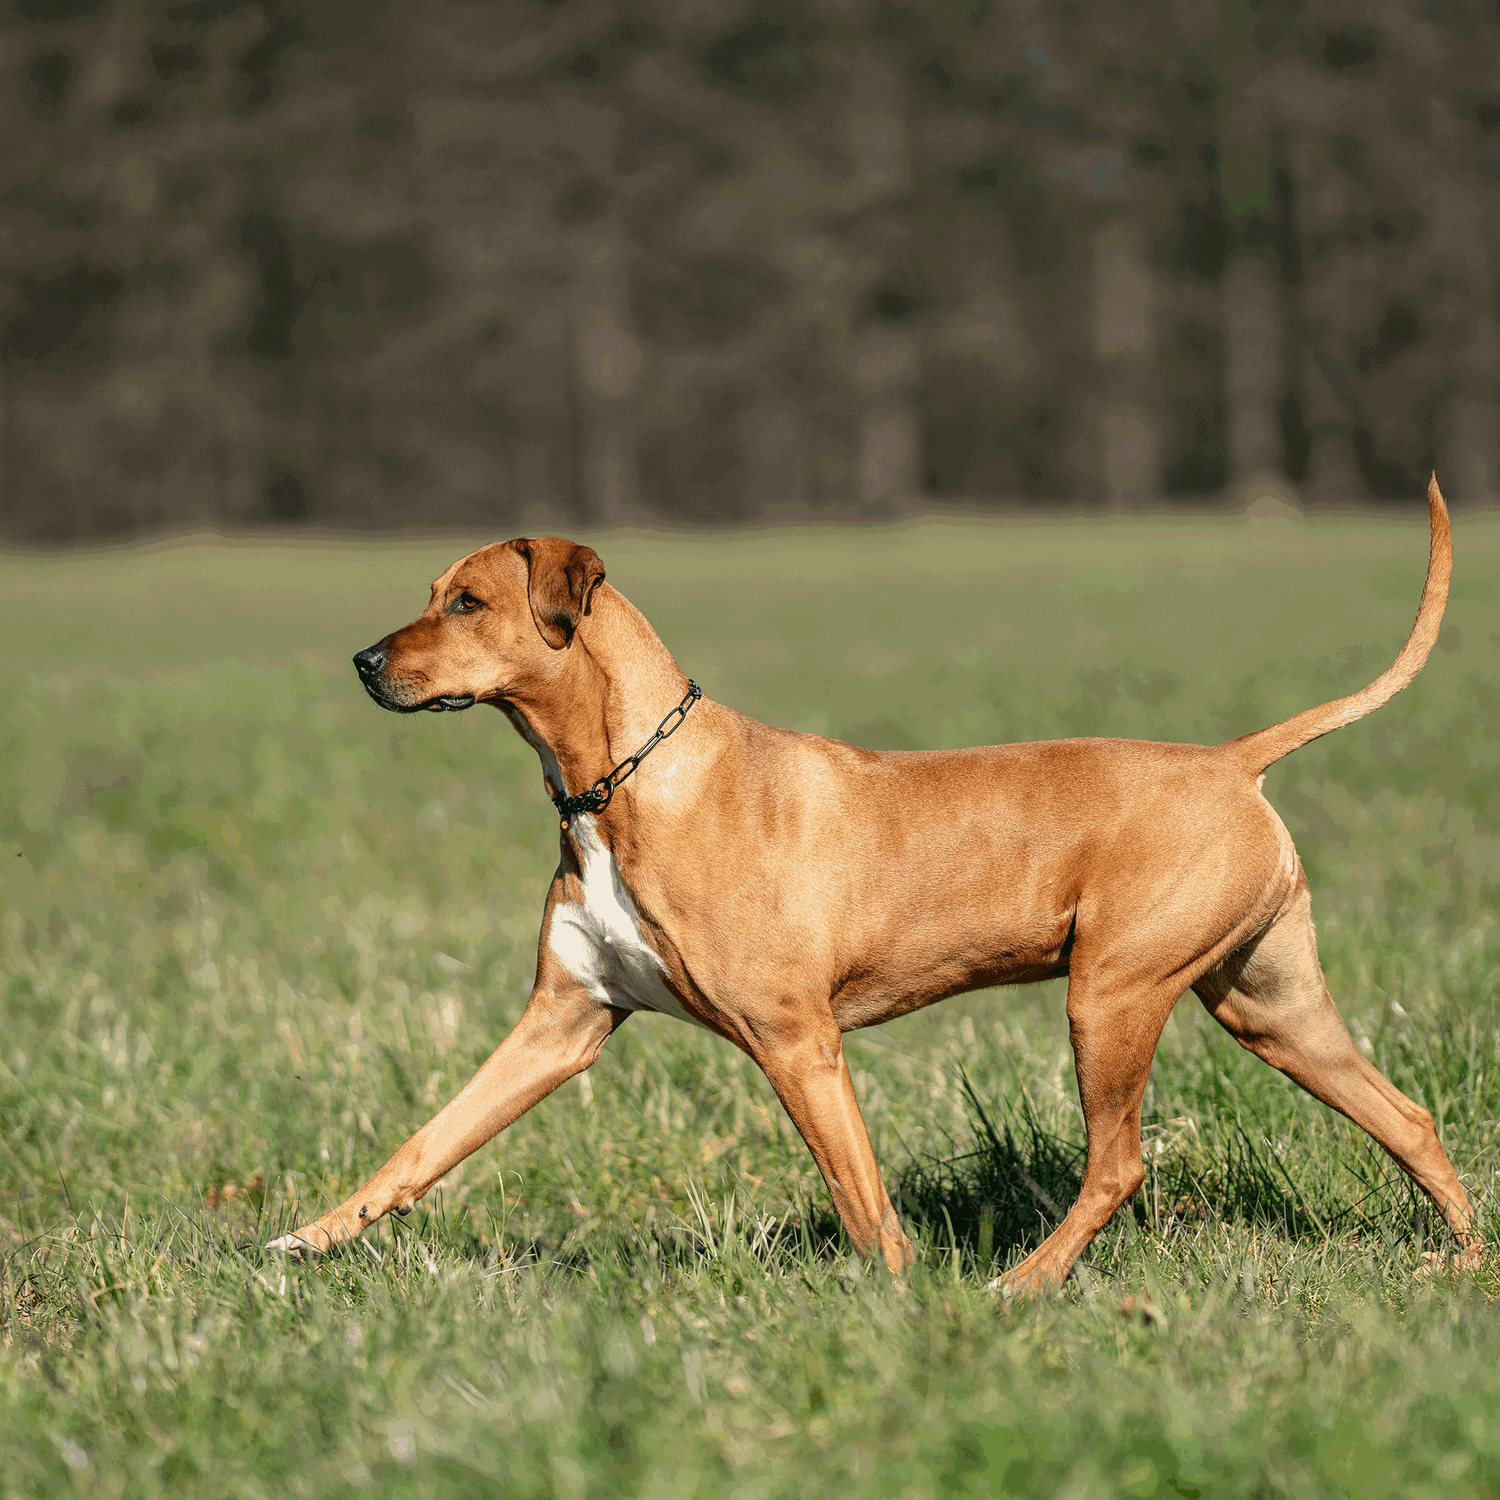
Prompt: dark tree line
<box><xmin>1</xmin><ymin>0</ymin><xmax>1496</xmax><ymax>542</ymax></box>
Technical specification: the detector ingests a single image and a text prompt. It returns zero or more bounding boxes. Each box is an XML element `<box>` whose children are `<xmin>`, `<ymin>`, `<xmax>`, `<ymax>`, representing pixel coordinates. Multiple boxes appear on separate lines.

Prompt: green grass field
<box><xmin>3</xmin><ymin>509</ymin><xmax>1499</xmax><ymax>1498</ymax></box>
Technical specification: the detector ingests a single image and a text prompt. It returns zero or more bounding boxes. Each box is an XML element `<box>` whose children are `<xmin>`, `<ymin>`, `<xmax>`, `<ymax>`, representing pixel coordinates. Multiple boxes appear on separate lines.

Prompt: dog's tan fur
<box><xmin>270</xmin><ymin>478</ymin><xmax>1480</xmax><ymax>1292</ymax></box>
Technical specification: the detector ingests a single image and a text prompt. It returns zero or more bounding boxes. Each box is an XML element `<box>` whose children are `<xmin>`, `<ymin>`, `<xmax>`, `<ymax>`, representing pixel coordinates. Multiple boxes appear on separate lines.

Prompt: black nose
<box><xmin>353</xmin><ymin>646</ymin><xmax>386</xmax><ymax>676</ymax></box>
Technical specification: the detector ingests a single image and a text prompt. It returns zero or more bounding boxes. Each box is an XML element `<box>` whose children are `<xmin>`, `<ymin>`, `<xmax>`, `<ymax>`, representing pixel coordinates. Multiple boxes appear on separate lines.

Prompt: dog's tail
<box><xmin>1225</xmin><ymin>474</ymin><xmax>1452</xmax><ymax>777</ymax></box>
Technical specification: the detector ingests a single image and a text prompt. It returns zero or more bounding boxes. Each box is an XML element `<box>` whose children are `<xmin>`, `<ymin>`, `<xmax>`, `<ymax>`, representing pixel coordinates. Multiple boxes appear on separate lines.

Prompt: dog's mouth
<box><xmin>359</xmin><ymin>678</ymin><xmax>476</xmax><ymax>714</ymax></box>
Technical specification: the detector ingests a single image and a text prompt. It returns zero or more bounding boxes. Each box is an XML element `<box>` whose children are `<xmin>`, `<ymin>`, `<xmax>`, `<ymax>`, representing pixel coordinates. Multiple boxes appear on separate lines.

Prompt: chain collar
<box><xmin>551</xmin><ymin>680</ymin><xmax>702</xmax><ymax>831</ymax></box>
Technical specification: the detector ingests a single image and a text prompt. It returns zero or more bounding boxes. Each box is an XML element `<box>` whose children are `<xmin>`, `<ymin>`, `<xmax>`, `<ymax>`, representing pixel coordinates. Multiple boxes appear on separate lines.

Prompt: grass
<box><xmin>2</xmin><ymin>507</ymin><xmax>1499</xmax><ymax>1498</ymax></box>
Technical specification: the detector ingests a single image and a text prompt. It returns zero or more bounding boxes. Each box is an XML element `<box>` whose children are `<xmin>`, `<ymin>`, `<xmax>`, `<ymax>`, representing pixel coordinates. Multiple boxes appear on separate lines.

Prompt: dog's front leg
<box><xmin>750</xmin><ymin>1018</ymin><xmax>917</xmax><ymax>1277</ymax></box>
<box><xmin>268</xmin><ymin>980</ymin><xmax>626</xmax><ymax>1258</ymax></box>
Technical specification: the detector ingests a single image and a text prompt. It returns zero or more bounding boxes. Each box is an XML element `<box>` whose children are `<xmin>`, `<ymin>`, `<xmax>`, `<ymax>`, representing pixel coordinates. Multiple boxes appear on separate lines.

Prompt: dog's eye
<box><xmin>453</xmin><ymin>592</ymin><xmax>482</xmax><ymax>614</ymax></box>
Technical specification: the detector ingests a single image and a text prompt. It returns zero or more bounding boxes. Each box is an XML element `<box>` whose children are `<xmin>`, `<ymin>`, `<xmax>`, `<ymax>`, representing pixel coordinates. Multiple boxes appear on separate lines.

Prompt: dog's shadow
<box><xmin>892</xmin><ymin>1069</ymin><xmax>1341</xmax><ymax>1275</ymax></box>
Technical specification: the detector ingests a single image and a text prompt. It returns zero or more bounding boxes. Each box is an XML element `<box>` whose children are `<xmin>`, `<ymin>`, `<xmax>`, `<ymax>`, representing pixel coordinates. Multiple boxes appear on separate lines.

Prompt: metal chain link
<box><xmin>552</xmin><ymin>680</ymin><xmax>702</xmax><ymax>830</ymax></box>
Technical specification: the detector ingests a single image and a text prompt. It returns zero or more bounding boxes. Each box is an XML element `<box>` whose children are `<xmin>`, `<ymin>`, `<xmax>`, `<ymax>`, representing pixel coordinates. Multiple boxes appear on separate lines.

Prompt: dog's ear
<box><xmin>515</xmin><ymin>538</ymin><xmax>606</xmax><ymax>650</ymax></box>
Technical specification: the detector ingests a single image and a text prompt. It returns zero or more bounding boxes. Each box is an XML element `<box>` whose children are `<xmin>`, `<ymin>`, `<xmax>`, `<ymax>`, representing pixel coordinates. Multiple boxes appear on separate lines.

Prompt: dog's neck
<box><xmin>497</xmin><ymin>584</ymin><xmax>694</xmax><ymax>821</ymax></box>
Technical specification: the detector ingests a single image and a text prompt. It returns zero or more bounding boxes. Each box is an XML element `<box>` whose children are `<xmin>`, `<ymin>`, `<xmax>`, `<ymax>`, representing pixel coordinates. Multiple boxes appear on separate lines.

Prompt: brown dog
<box><xmin>270</xmin><ymin>477</ymin><xmax>1480</xmax><ymax>1291</ymax></box>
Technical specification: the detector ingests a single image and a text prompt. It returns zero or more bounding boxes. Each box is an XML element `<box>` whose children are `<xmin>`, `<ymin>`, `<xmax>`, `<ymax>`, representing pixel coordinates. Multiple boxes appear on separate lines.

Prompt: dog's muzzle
<box><xmin>352</xmin><ymin>646</ymin><xmax>475</xmax><ymax>713</ymax></box>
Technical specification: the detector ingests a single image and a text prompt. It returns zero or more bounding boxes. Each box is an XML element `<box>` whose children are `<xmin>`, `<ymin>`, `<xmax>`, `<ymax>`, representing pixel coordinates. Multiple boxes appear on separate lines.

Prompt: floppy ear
<box><xmin>515</xmin><ymin>537</ymin><xmax>606</xmax><ymax>650</ymax></box>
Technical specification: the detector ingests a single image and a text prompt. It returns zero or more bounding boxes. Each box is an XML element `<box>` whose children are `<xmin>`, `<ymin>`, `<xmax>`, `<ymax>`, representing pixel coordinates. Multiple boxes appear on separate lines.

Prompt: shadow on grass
<box><xmin>549</xmin><ymin>1067</ymin><xmax>1357</xmax><ymax>1286</ymax></box>
<box><xmin>891</xmin><ymin>1068</ymin><xmax>1376</xmax><ymax>1274</ymax></box>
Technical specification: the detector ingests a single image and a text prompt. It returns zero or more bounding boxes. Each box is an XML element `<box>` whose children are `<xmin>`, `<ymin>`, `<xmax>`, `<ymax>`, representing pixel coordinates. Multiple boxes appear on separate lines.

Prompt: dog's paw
<box><xmin>1455</xmin><ymin>1243</ymin><xmax>1487</xmax><ymax>1274</ymax></box>
<box><xmin>1416</xmin><ymin>1243</ymin><xmax>1487</xmax><ymax>1279</ymax></box>
<box><xmin>986</xmin><ymin>1269</ymin><xmax>1041</xmax><ymax>1302</ymax></box>
<box><xmin>987</xmin><ymin>1256</ymin><xmax>1067</xmax><ymax>1302</ymax></box>
<box><xmin>265</xmin><ymin>1228</ymin><xmax>332</xmax><ymax>1261</ymax></box>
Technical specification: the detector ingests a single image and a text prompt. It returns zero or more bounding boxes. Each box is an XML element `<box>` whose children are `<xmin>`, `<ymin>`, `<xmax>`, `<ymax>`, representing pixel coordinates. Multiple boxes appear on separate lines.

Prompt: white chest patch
<box><xmin>546</xmin><ymin>815</ymin><xmax>699</xmax><ymax>1025</ymax></box>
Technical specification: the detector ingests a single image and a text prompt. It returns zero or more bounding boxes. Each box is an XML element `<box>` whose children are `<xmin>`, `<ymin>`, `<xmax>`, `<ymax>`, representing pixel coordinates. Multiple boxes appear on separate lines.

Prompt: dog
<box><xmin>269</xmin><ymin>476</ymin><xmax>1480</xmax><ymax>1292</ymax></box>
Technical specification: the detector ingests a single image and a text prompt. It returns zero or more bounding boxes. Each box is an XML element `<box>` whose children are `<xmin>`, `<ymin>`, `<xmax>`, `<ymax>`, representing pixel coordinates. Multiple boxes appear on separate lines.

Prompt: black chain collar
<box><xmin>551</xmin><ymin>680</ymin><xmax>702</xmax><ymax>830</ymax></box>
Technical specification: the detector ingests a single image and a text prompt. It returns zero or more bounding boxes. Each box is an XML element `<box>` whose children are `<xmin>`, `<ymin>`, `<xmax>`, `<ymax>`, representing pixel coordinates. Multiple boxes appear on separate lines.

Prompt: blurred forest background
<box><xmin>0</xmin><ymin>0</ymin><xmax>1496</xmax><ymax>542</ymax></box>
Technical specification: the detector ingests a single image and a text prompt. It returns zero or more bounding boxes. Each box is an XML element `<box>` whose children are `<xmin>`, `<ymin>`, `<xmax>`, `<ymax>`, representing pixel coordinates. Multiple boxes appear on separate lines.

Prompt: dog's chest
<box><xmin>545</xmin><ymin>817</ymin><xmax>696</xmax><ymax>1023</ymax></box>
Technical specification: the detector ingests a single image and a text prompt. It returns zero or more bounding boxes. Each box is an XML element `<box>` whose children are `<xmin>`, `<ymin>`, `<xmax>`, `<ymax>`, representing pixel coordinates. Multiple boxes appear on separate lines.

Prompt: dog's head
<box><xmin>353</xmin><ymin>537</ymin><xmax>605</xmax><ymax>713</ymax></box>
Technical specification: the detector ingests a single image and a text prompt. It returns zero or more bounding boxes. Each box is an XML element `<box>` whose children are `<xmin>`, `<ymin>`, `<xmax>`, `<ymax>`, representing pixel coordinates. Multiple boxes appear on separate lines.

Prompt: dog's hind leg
<box><xmin>988</xmin><ymin>970</ymin><xmax>1180</xmax><ymax>1299</ymax></box>
<box><xmin>1193</xmin><ymin>877</ymin><xmax>1481</xmax><ymax>1270</ymax></box>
